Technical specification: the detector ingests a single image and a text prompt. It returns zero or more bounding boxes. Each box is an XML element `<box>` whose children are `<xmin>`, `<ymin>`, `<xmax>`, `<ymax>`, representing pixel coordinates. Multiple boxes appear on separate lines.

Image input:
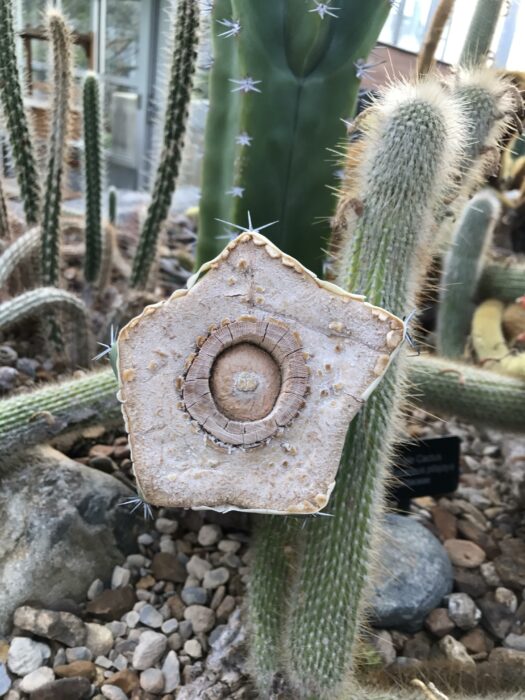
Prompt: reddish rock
<box><xmin>444</xmin><ymin>539</ymin><xmax>486</xmax><ymax>568</ymax></box>
<box><xmin>457</xmin><ymin>519</ymin><xmax>499</xmax><ymax>558</ymax></box>
<box><xmin>166</xmin><ymin>594</ymin><xmax>185</xmax><ymax>621</ymax></box>
<box><xmin>88</xmin><ymin>444</ymin><xmax>114</xmax><ymax>459</ymax></box>
<box><xmin>431</xmin><ymin>507</ymin><xmax>457</xmax><ymax>541</ymax></box>
<box><xmin>460</xmin><ymin>627</ymin><xmax>493</xmax><ymax>655</ymax></box>
<box><xmin>424</xmin><ymin>608</ymin><xmax>455</xmax><ymax>638</ymax></box>
<box><xmin>86</xmin><ymin>586</ymin><xmax>136</xmax><ymax>621</ymax></box>
<box><xmin>495</xmin><ymin>539</ymin><xmax>525</xmax><ymax>589</ymax></box>
<box><xmin>54</xmin><ymin>661</ymin><xmax>96</xmax><ymax>680</ymax></box>
<box><xmin>105</xmin><ymin>669</ymin><xmax>140</xmax><ymax>694</ymax></box>
<box><xmin>489</xmin><ymin>647</ymin><xmax>525</xmax><ymax>667</ymax></box>
<box><xmin>152</xmin><ymin>553</ymin><xmax>187</xmax><ymax>583</ymax></box>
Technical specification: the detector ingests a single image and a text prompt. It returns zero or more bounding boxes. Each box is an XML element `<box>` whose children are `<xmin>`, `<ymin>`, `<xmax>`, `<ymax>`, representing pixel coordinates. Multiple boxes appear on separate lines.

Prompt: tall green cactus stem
<box><xmin>459</xmin><ymin>0</ymin><xmax>505</xmax><ymax>68</ymax></box>
<box><xmin>0</xmin><ymin>288</ymin><xmax>91</xmax><ymax>366</ymax></box>
<box><xmin>479</xmin><ymin>262</ymin><xmax>525</xmax><ymax>303</ymax></box>
<box><xmin>409</xmin><ymin>354</ymin><xmax>525</xmax><ymax>432</ymax></box>
<box><xmin>249</xmin><ymin>81</ymin><xmax>464</xmax><ymax>698</ymax></box>
<box><xmin>41</xmin><ymin>10</ymin><xmax>73</xmax><ymax>287</ymax></box>
<box><xmin>197</xmin><ymin>1</ymin><xmax>391</xmax><ymax>275</ymax></box>
<box><xmin>0</xmin><ymin>176</ymin><xmax>11</xmax><ymax>244</ymax></box>
<box><xmin>0</xmin><ymin>368</ymin><xmax>119</xmax><ymax>454</ymax></box>
<box><xmin>0</xmin><ymin>0</ymin><xmax>41</xmax><ymax>225</ymax></box>
<box><xmin>83</xmin><ymin>73</ymin><xmax>103</xmax><ymax>284</ymax></box>
<box><xmin>130</xmin><ymin>0</ymin><xmax>199</xmax><ymax>289</ymax></box>
<box><xmin>108</xmin><ymin>186</ymin><xmax>117</xmax><ymax>226</ymax></box>
<box><xmin>436</xmin><ymin>189</ymin><xmax>501</xmax><ymax>359</ymax></box>
<box><xmin>0</xmin><ymin>227</ymin><xmax>40</xmax><ymax>288</ymax></box>
<box><xmin>196</xmin><ymin>0</ymin><xmax>241</xmax><ymax>267</ymax></box>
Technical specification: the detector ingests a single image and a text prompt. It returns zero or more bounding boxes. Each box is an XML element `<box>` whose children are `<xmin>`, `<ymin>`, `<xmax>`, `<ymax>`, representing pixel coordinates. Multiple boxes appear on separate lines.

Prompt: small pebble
<box><xmin>203</xmin><ymin>567</ymin><xmax>230</xmax><ymax>590</ymax></box>
<box><xmin>184</xmin><ymin>639</ymin><xmax>203</xmax><ymax>659</ymax></box>
<box><xmin>140</xmin><ymin>667</ymin><xmax>165</xmax><ymax>693</ymax></box>
<box><xmin>19</xmin><ymin>667</ymin><xmax>55</xmax><ymax>693</ymax></box>
<box><xmin>111</xmin><ymin>566</ymin><xmax>131</xmax><ymax>590</ymax></box>
<box><xmin>139</xmin><ymin>604</ymin><xmax>164</xmax><ymax>629</ymax></box>
<box><xmin>198</xmin><ymin>524</ymin><xmax>222</xmax><ymax>547</ymax></box>
<box><xmin>156</xmin><ymin>518</ymin><xmax>178</xmax><ymax>535</ymax></box>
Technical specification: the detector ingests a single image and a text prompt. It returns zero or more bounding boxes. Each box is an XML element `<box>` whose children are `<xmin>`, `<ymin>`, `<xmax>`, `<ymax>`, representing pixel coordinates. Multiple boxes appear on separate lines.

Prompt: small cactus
<box><xmin>459</xmin><ymin>0</ymin><xmax>506</xmax><ymax>68</ymax></box>
<box><xmin>83</xmin><ymin>73</ymin><xmax>104</xmax><ymax>285</ymax></box>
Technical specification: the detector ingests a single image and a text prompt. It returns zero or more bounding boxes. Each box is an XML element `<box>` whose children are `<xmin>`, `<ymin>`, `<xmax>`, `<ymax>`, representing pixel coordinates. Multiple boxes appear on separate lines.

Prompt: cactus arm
<box><xmin>40</xmin><ymin>10</ymin><xmax>73</xmax><ymax>287</ymax></box>
<box><xmin>195</xmin><ymin>0</ymin><xmax>241</xmax><ymax>267</ymax></box>
<box><xmin>0</xmin><ymin>227</ymin><xmax>40</xmax><ymax>289</ymax></box>
<box><xmin>130</xmin><ymin>0</ymin><xmax>199</xmax><ymax>289</ymax></box>
<box><xmin>0</xmin><ymin>0</ymin><xmax>41</xmax><ymax>225</ymax></box>
<box><xmin>83</xmin><ymin>73</ymin><xmax>103</xmax><ymax>284</ymax></box>
<box><xmin>409</xmin><ymin>354</ymin><xmax>525</xmax><ymax>432</ymax></box>
<box><xmin>417</xmin><ymin>0</ymin><xmax>456</xmax><ymax>76</ymax></box>
<box><xmin>0</xmin><ymin>368</ymin><xmax>119</xmax><ymax>456</ymax></box>
<box><xmin>225</xmin><ymin>0</ymin><xmax>390</xmax><ymax>276</ymax></box>
<box><xmin>471</xmin><ymin>299</ymin><xmax>525</xmax><ymax>378</ymax></box>
<box><xmin>436</xmin><ymin>190</ymin><xmax>501</xmax><ymax>358</ymax></box>
<box><xmin>479</xmin><ymin>262</ymin><xmax>525</xmax><ymax>302</ymax></box>
<box><xmin>108</xmin><ymin>186</ymin><xmax>117</xmax><ymax>226</ymax></box>
<box><xmin>459</xmin><ymin>0</ymin><xmax>505</xmax><ymax>68</ymax></box>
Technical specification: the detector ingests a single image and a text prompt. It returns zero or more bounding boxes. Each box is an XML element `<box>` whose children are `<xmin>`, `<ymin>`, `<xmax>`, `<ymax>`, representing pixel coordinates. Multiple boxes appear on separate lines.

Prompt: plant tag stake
<box><xmin>117</xmin><ymin>232</ymin><xmax>404</xmax><ymax>515</ymax></box>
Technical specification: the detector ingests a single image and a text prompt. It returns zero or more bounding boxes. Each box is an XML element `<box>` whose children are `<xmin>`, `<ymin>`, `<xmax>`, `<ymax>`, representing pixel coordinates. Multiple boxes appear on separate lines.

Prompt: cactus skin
<box><xmin>417</xmin><ymin>0</ymin><xmax>456</xmax><ymax>76</ymax></box>
<box><xmin>249</xmin><ymin>81</ymin><xmax>464</xmax><ymax>698</ymax></box>
<box><xmin>130</xmin><ymin>0</ymin><xmax>199</xmax><ymax>289</ymax></box>
<box><xmin>83</xmin><ymin>74</ymin><xmax>103</xmax><ymax>284</ymax></box>
<box><xmin>471</xmin><ymin>299</ymin><xmax>525</xmax><ymax>378</ymax></box>
<box><xmin>459</xmin><ymin>0</ymin><xmax>505</xmax><ymax>68</ymax></box>
<box><xmin>197</xmin><ymin>1</ymin><xmax>391</xmax><ymax>275</ymax></box>
<box><xmin>0</xmin><ymin>368</ymin><xmax>119</xmax><ymax>454</ymax></box>
<box><xmin>0</xmin><ymin>177</ymin><xmax>12</xmax><ymax>245</ymax></box>
<box><xmin>0</xmin><ymin>227</ymin><xmax>40</xmax><ymax>288</ymax></box>
<box><xmin>437</xmin><ymin>189</ymin><xmax>501</xmax><ymax>359</ymax></box>
<box><xmin>0</xmin><ymin>0</ymin><xmax>41</xmax><ymax>226</ymax></box>
<box><xmin>0</xmin><ymin>288</ymin><xmax>92</xmax><ymax>366</ymax></box>
<box><xmin>41</xmin><ymin>10</ymin><xmax>73</xmax><ymax>288</ymax></box>
<box><xmin>479</xmin><ymin>262</ymin><xmax>525</xmax><ymax>303</ymax></box>
<box><xmin>409</xmin><ymin>354</ymin><xmax>525</xmax><ymax>432</ymax></box>
<box><xmin>108</xmin><ymin>186</ymin><xmax>117</xmax><ymax>226</ymax></box>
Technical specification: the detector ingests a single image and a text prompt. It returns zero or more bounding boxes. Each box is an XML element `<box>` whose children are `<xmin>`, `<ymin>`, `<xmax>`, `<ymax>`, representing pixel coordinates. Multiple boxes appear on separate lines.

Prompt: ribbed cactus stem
<box><xmin>0</xmin><ymin>227</ymin><xmax>40</xmax><ymax>288</ymax></box>
<box><xmin>83</xmin><ymin>73</ymin><xmax>103</xmax><ymax>284</ymax></box>
<box><xmin>437</xmin><ymin>189</ymin><xmax>501</xmax><ymax>358</ymax></box>
<box><xmin>0</xmin><ymin>288</ymin><xmax>92</xmax><ymax>366</ymax></box>
<box><xmin>409</xmin><ymin>354</ymin><xmax>525</xmax><ymax>432</ymax></box>
<box><xmin>471</xmin><ymin>299</ymin><xmax>525</xmax><ymax>378</ymax></box>
<box><xmin>0</xmin><ymin>0</ymin><xmax>41</xmax><ymax>225</ymax></box>
<box><xmin>459</xmin><ymin>0</ymin><xmax>505</xmax><ymax>68</ymax></box>
<box><xmin>249</xmin><ymin>81</ymin><xmax>464</xmax><ymax>698</ymax></box>
<box><xmin>108</xmin><ymin>186</ymin><xmax>117</xmax><ymax>226</ymax></box>
<box><xmin>41</xmin><ymin>9</ymin><xmax>73</xmax><ymax>287</ymax></box>
<box><xmin>479</xmin><ymin>262</ymin><xmax>525</xmax><ymax>302</ymax></box>
<box><xmin>0</xmin><ymin>368</ymin><xmax>119</xmax><ymax>454</ymax></box>
<box><xmin>130</xmin><ymin>0</ymin><xmax>199</xmax><ymax>289</ymax></box>
<box><xmin>0</xmin><ymin>176</ymin><xmax>11</xmax><ymax>244</ymax></box>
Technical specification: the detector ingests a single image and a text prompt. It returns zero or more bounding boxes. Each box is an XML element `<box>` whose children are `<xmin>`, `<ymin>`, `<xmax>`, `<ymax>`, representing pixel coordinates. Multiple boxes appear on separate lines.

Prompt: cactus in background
<box><xmin>108</xmin><ymin>186</ymin><xmax>117</xmax><ymax>226</ymax></box>
<box><xmin>459</xmin><ymin>0</ymin><xmax>505</xmax><ymax>68</ymax></box>
<box><xmin>0</xmin><ymin>227</ymin><xmax>40</xmax><ymax>288</ymax></box>
<box><xmin>0</xmin><ymin>176</ymin><xmax>12</xmax><ymax>244</ymax></box>
<box><xmin>417</xmin><ymin>0</ymin><xmax>456</xmax><ymax>76</ymax></box>
<box><xmin>83</xmin><ymin>73</ymin><xmax>103</xmax><ymax>285</ymax></box>
<box><xmin>130</xmin><ymin>0</ymin><xmax>199</xmax><ymax>289</ymax></box>
<box><xmin>471</xmin><ymin>299</ymin><xmax>525</xmax><ymax>377</ymax></box>
<box><xmin>437</xmin><ymin>189</ymin><xmax>501</xmax><ymax>358</ymax></box>
<box><xmin>479</xmin><ymin>261</ymin><xmax>525</xmax><ymax>302</ymax></box>
<box><xmin>409</xmin><ymin>354</ymin><xmax>525</xmax><ymax>432</ymax></box>
<box><xmin>41</xmin><ymin>9</ymin><xmax>73</xmax><ymax>287</ymax></box>
<box><xmin>249</xmin><ymin>80</ymin><xmax>464</xmax><ymax>698</ymax></box>
<box><xmin>0</xmin><ymin>0</ymin><xmax>41</xmax><ymax>226</ymax></box>
<box><xmin>196</xmin><ymin>1</ymin><xmax>392</xmax><ymax>274</ymax></box>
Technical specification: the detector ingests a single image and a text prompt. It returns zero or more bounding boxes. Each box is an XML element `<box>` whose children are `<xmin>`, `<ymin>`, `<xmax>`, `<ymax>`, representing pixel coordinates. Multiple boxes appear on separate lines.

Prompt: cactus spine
<box><xmin>437</xmin><ymin>189</ymin><xmax>501</xmax><ymax>358</ymax></box>
<box><xmin>249</xmin><ymin>81</ymin><xmax>464</xmax><ymax>698</ymax></box>
<box><xmin>0</xmin><ymin>0</ymin><xmax>41</xmax><ymax>226</ymax></box>
<box><xmin>130</xmin><ymin>0</ymin><xmax>199</xmax><ymax>289</ymax></box>
<box><xmin>409</xmin><ymin>354</ymin><xmax>525</xmax><ymax>432</ymax></box>
<box><xmin>41</xmin><ymin>9</ymin><xmax>73</xmax><ymax>287</ymax></box>
<box><xmin>0</xmin><ymin>227</ymin><xmax>40</xmax><ymax>288</ymax></box>
<box><xmin>479</xmin><ymin>262</ymin><xmax>525</xmax><ymax>302</ymax></box>
<box><xmin>83</xmin><ymin>73</ymin><xmax>103</xmax><ymax>284</ymax></box>
<box><xmin>459</xmin><ymin>0</ymin><xmax>505</xmax><ymax>68</ymax></box>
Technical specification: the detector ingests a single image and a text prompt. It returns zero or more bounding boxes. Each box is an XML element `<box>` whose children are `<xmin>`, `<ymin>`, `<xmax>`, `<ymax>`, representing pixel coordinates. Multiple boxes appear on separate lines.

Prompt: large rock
<box><xmin>370</xmin><ymin>514</ymin><xmax>453</xmax><ymax>631</ymax></box>
<box><xmin>0</xmin><ymin>446</ymin><xmax>140</xmax><ymax>635</ymax></box>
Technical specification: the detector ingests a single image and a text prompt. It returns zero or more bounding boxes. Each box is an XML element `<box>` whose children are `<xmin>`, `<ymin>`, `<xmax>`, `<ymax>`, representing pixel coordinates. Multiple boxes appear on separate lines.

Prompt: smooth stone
<box><xmin>369</xmin><ymin>630</ymin><xmax>396</xmax><ymax>666</ymax></box>
<box><xmin>140</xmin><ymin>667</ymin><xmax>165</xmax><ymax>693</ymax></box>
<box><xmin>152</xmin><ymin>553</ymin><xmax>187</xmax><ymax>583</ymax></box>
<box><xmin>479</xmin><ymin>599</ymin><xmax>515</xmax><ymax>640</ymax></box>
<box><xmin>446</xmin><ymin>593</ymin><xmax>481</xmax><ymax>630</ymax></box>
<box><xmin>495</xmin><ymin>587</ymin><xmax>518</xmax><ymax>613</ymax></box>
<box><xmin>197</xmin><ymin>524</ymin><xmax>222</xmax><ymax>547</ymax></box>
<box><xmin>65</xmin><ymin>647</ymin><xmax>92</xmax><ymax>662</ymax></box>
<box><xmin>7</xmin><ymin>638</ymin><xmax>51</xmax><ymax>676</ymax></box>
<box><xmin>86</xmin><ymin>587</ymin><xmax>136</xmax><ymax>621</ymax></box>
<box><xmin>439</xmin><ymin>635</ymin><xmax>475</xmax><ymax>668</ymax></box>
<box><xmin>162</xmin><ymin>650</ymin><xmax>181</xmax><ymax>692</ymax></box>
<box><xmin>203</xmin><ymin>567</ymin><xmax>230</xmax><ymax>590</ymax></box>
<box><xmin>87</xmin><ymin>579</ymin><xmax>104</xmax><ymax>601</ymax></box>
<box><xmin>489</xmin><ymin>647</ymin><xmax>525</xmax><ymax>667</ymax></box>
<box><xmin>106</xmin><ymin>621</ymin><xmax>126</xmax><ymax>638</ymax></box>
<box><xmin>161</xmin><ymin>619</ymin><xmax>178</xmax><ymax>635</ymax></box>
<box><xmin>181</xmin><ymin>587</ymin><xmax>207</xmax><ymax>606</ymax></box>
<box><xmin>123</xmin><ymin>611</ymin><xmax>140</xmax><ymax>629</ymax></box>
<box><xmin>495</xmin><ymin>539</ymin><xmax>525</xmax><ymax>588</ymax></box>
<box><xmin>504</xmin><ymin>633</ymin><xmax>525</xmax><ymax>652</ymax></box>
<box><xmin>461</xmin><ymin>627</ymin><xmax>493</xmax><ymax>655</ymax></box>
<box><xmin>101</xmin><ymin>684</ymin><xmax>129</xmax><ymax>700</ymax></box>
<box><xmin>424</xmin><ymin>608</ymin><xmax>455</xmax><ymax>638</ymax></box>
<box><xmin>156</xmin><ymin>518</ymin><xmax>178</xmax><ymax>535</ymax></box>
<box><xmin>0</xmin><ymin>447</ymin><xmax>139</xmax><ymax>634</ymax></box>
<box><xmin>104</xmin><ymin>669</ymin><xmax>140</xmax><ymax>694</ymax></box>
<box><xmin>85</xmin><ymin>623</ymin><xmax>114</xmax><ymax>657</ymax></box>
<box><xmin>0</xmin><ymin>662</ymin><xmax>11</xmax><ymax>695</ymax></box>
<box><xmin>186</xmin><ymin>555</ymin><xmax>212</xmax><ymax>580</ymax></box>
<box><xmin>29</xmin><ymin>677</ymin><xmax>91</xmax><ymax>700</ymax></box>
<box><xmin>444</xmin><ymin>539</ymin><xmax>486</xmax><ymax>568</ymax></box>
<box><xmin>54</xmin><ymin>660</ymin><xmax>96</xmax><ymax>680</ymax></box>
<box><xmin>184</xmin><ymin>605</ymin><xmax>216</xmax><ymax>633</ymax></box>
<box><xmin>370</xmin><ymin>514</ymin><xmax>453</xmax><ymax>631</ymax></box>
<box><xmin>132</xmin><ymin>631</ymin><xmax>167</xmax><ymax>670</ymax></box>
<box><xmin>111</xmin><ymin>566</ymin><xmax>131</xmax><ymax>590</ymax></box>
<box><xmin>19</xmin><ymin>667</ymin><xmax>55</xmax><ymax>693</ymax></box>
<box><xmin>138</xmin><ymin>604</ymin><xmax>163</xmax><ymax>629</ymax></box>
<box><xmin>184</xmin><ymin>639</ymin><xmax>202</xmax><ymax>659</ymax></box>
<box><xmin>13</xmin><ymin>606</ymin><xmax>86</xmax><ymax>647</ymax></box>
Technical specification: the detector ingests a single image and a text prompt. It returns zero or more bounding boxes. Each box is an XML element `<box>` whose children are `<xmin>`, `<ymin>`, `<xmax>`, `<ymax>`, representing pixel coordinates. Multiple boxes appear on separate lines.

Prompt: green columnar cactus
<box><xmin>0</xmin><ymin>176</ymin><xmax>11</xmax><ymax>244</ymax></box>
<box><xmin>0</xmin><ymin>368</ymin><xmax>118</xmax><ymax>454</ymax></box>
<box><xmin>0</xmin><ymin>227</ymin><xmax>40</xmax><ymax>288</ymax></box>
<box><xmin>108</xmin><ymin>186</ymin><xmax>117</xmax><ymax>226</ymax></box>
<box><xmin>0</xmin><ymin>0</ymin><xmax>41</xmax><ymax>225</ymax></box>
<box><xmin>196</xmin><ymin>1</ymin><xmax>391</xmax><ymax>275</ymax></box>
<box><xmin>479</xmin><ymin>262</ymin><xmax>525</xmax><ymax>302</ymax></box>
<box><xmin>409</xmin><ymin>354</ymin><xmax>525</xmax><ymax>432</ymax></box>
<box><xmin>0</xmin><ymin>288</ymin><xmax>91</xmax><ymax>366</ymax></box>
<box><xmin>459</xmin><ymin>0</ymin><xmax>505</xmax><ymax>67</ymax></box>
<box><xmin>41</xmin><ymin>9</ymin><xmax>73</xmax><ymax>287</ymax></box>
<box><xmin>436</xmin><ymin>189</ymin><xmax>501</xmax><ymax>358</ymax></box>
<box><xmin>130</xmin><ymin>0</ymin><xmax>199</xmax><ymax>289</ymax></box>
<box><xmin>83</xmin><ymin>73</ymin><xmax>103</xmax><ymax>284</ymax></box>
<box><xmin>249</xmin><ymin>81</ymin><xmax>464</xmax><ymax>698</ymax></box>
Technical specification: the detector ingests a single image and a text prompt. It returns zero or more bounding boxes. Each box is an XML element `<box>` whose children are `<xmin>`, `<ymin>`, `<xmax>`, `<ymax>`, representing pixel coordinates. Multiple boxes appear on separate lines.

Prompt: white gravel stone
<box><xmin>113</xmin><ymin>653</ymin><xmax>128</xmax><ymax>671</ymax></box>
<box><xmin>186</xmin><ymin>555</ymin><xmax>212</xmax><ymax>580</ymax></box>
<box><xmin>156</xmin><ymin>518</ymin><xmax>178</xmax><ymax>535</ymax></box>
<box><xmin>65</xmin><ymin>646</ymin><xmax>92</xmax><ymax>662</ymax></box>
<box><xmin>162</xmin><ymin>650</ymin><xmax>181</xmax><ymax>692</ymax></box>
<box><xmin>95</xmin><ymin>655</ymin><xmax>113</xmax><ymax>669</ymax></box>
<box><xmin>19</xmin><ymin>667</ymin><xmax>55</xmax><ymax>693</ymax></box>
<box><xmin>184</xmin><ymin>639</ymin><xmax>203</xmax><ymax>658</ymax></box>
<box><xmin>446</xmin><ymin>593</ymin><xmax>481</xmax><ymax>630</ymax></box>
<box><xmin>495</xmin><ymin>587</ymin><xmax>518</xmax><ymax>613</ymax></box>
<box><xmin>87</xmin><ymin>578</ymin><xmax>104</xmax><ymax>601</ymax></box>
<box><xmin>106</xmin><ymin>621</ymin><xmax>127</xmax><ymax>638</ymax></box>
<box><xmin>218</xmin><ymin>540</ymin><xmax>241</xmax><ymax>554</ymax></box>
<box><xmin>197</xmin><ymin>524</ymin><xmax>222</xmax><ymax>547</ymax></box>
<box><xmin>161</xmin><ymin>618</ymin><xmax>179</xmax><ymax>635</ymax></box>
<box><xmin>439</xmin><ymin>635</ymin><xmax>476</xmax><ymax>668</ymax></box>
<box><xmin>140</xmin><ymin>667</ymin><xmax>165</xmax><ymax>693</ymax></box>
<box><xmin>139</xmin><ymin>603</ymin><xmax>164</xmax><ymax>628</ymax></box>
<box><xmin>132</xmin><ymin>630</ymin><xmax>168</xmax><ymax>670</ymax></box>
<box><xmin>138</xmin><ymin>533</ymin><xmax>154</xmax><ymax>546</ymax></box>
<box><xmin>86</xmin><ymin>622</ymin><xmax>114</xmax><ymax>657</ymax></box>
<box><xmin>101</xmin><ymin>684</ymin><xmax>128</xmax><ymax>700</ymax></box>
<box><xmin>111</xmin><ymin>566</ymin><xmax>131</xmax><ymax>589</ymax></box>
<box><xmin>160</xmin><ymin>539</ymin><xmax>176</xmax><ymax>554</ymax></box>
<box><xmin>203</xmin><ymin>567</ymin><xmax>230</xmax><ymax>590</ymax></box>
<box><xmin>481</xmin><ymin>562</ymin><xmax>501</xmax><ymax>587</ymax></box>
<box><xmin>7</xmin><ymin>637</ymin><xmax>51</xmax><ymax>676</ymax></box>
<box><xmin>123</xmin><ymin>610</ymin><xmax>140</xmax><ymax>629</ymax></box>
<box><xmin>184</xmin><ymin>605</ymin><xmax>216</xmax><ymax>633</ymax></box>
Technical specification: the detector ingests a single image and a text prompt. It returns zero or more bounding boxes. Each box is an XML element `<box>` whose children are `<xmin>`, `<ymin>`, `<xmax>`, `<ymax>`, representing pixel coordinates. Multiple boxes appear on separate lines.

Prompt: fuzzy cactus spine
<box><xmin>130</xmin><ymin>0</ymin><xmax>199</xmax><ymax>289</ymax></box>
<box><xmin>437</xmin><ymin>189</ymin><xmax>501</xmax><ymax>359</ymax></box>
<box><xmin>83</xmin><ymin>73</ymin><xmax>103</xmax><ymax>285</ymax></box>
<box><xmin>0</xmin><ymin>0</ymin><xmax>41</xmax><ymax>226</ymax></box>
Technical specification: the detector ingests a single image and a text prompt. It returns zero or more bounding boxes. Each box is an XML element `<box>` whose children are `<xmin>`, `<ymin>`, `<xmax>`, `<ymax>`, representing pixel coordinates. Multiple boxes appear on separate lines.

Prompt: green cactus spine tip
<box><xmin>0</xmin><ymin>0</ymin><xmax>41</xmax><ymax>226</ymax></box>
<box><xmin>83</xmin><ymin>73</ymin><xmax>104</xmax><ymax>285</ymax></box>
<box><xmin>130</xmin><ymin>0</ymin><xmax>199</xmax><ymax>289</ymax></box>
<box><xmin>41</xmin><ymin>9</ymin><xmax>73</xmax><ymax>288</ymax></box>
<box><xmin>249</xmin><ymin>79</ymin><xmax>465</xmax><ymax>699</ymax></box>
<box><xmin>459</xmin><ymin>0</ymin><xmax>506</xmax><ymax>68</ymax></box>
<box><xmin>437</xmin><ymin>189</ymin><xmax>501</xmax><ymax>359</ymax></box>
<box><xmin>108</xmin><ymin>186</ymin><xmax>118</xmax><ymax>226</ymax></box>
